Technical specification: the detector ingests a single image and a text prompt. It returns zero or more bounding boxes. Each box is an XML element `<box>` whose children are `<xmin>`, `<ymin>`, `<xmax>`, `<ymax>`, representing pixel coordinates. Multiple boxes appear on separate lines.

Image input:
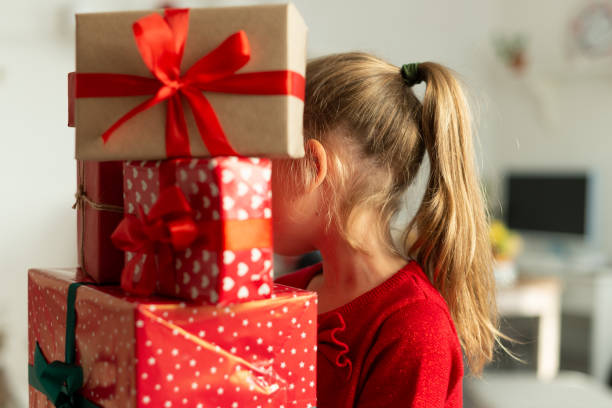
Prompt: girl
<box><xmin>273</xmin><ymin>53</ymin><xmax>499</xmax><ymax>407</ymax></box>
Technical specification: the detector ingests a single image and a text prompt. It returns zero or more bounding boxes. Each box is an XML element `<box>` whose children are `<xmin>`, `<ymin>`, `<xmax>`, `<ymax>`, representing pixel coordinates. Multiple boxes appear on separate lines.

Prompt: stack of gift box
<box><xmin>28</xmin><ymin>4</ymin><xmax>317</xmax><ymax>408</ymax></box>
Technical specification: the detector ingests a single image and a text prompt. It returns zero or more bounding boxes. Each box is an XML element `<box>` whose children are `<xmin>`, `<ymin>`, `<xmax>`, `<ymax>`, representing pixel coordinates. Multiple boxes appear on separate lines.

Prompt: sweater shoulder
<box><xmin>370</xmin><ymin>299</ymin><xmax>463</xmax><ymax>372</ymax></box>
<box><xmin>356</xmin><ymin>262</ymin><xmax>462</xmax><ymax>355</ymax></box>
<box><xmin>373</xmin><ymin>264</ymin><xmax>461</xmax><ymax>350</ymax></box>
<box><xmin>385</xmin><ymin>299</ymin><xmax>459</xmax><ymax>343</ymax></box>
<box><xmin>356</xmin><ymin>293</ymin><xmax>465</xmax><ymax>408</ymax></box>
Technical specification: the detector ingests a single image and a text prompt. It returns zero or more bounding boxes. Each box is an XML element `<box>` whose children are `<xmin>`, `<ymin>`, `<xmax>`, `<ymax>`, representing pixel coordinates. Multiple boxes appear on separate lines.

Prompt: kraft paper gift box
<box><xmin>71</xmin><ymin>4</ymin><xmax>307</xmax><ymax>160</ymax></box>
<box><xmin>28</xmin><ymin>268</ymin><xmax>317</xmax><ymax>408</ymax></box>
<box><xmin>113</xmin><ymin>158</ymin><xmax>273</xmax><ymax>304</ymax></box>
<box><xmin>75</xmin><ymin>160</ymin><xmax>124</xmax><ymax>283</ymax></box>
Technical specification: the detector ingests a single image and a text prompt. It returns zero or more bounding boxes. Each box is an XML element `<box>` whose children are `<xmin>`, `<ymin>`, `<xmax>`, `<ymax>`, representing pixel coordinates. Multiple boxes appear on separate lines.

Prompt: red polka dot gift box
<box><xmin>113</xmin><ymin>158</ymin><xmax>273</xmax><ymax>304</ymax></box>
<box><xmin>28</xmin><ymin>268</ymin><xmax>317</xmax><ymax>408</ymax></box>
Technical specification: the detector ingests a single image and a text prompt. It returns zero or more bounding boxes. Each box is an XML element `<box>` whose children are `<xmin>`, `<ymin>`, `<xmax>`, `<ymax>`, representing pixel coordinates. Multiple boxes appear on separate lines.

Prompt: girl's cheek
<box><xmin>270</xmin><ymin>160</ymin><xmax>312</xmax><ymax>254</ymax></box>
<box><xmin>270</xmin><ymin>171</ymin><xmax>292</xmax><ymax>235</ymax></box>
<box><xmin>270</xmin><ymin>161</ymin><xmax>296</xmax><ymax>218</ymax></box>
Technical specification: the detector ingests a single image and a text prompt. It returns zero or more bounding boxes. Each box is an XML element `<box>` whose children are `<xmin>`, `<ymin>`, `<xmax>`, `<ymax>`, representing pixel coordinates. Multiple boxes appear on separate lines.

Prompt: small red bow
<box><xmin>111</xmin><ymin>186</ymin><xmax>199</xmax><ymax>296</ymax></box>
<box><xmin>74</xmin><ymin>8</ymin><xmax>305</xmax><ymax>157</ymax></box>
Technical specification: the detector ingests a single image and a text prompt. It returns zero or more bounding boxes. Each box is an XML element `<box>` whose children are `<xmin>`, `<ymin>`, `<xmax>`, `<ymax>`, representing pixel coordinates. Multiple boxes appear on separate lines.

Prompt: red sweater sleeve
<box><xmin>355</xmin><ymin>300</ymin><xmax>463</xmax><ymax>408</ymax></box>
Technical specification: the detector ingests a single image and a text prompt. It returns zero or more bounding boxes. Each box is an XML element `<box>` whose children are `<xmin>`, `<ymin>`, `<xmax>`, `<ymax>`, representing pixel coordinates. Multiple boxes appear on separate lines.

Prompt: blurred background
<box><xmin>2</xmin><ymin>0</ymin><xmax>612</xmax><ymax>406</ymax></box>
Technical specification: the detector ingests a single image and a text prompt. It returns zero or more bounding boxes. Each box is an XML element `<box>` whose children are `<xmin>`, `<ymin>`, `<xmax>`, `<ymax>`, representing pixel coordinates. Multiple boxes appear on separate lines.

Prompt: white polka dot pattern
<box><xmin>122</xmin><ymin>159</ymin><xmax>273</xmax><ymax>304</ymax></box>
<box><xmin>28</xmin><ymin>269</ymin><xmax>317</xmax><ymax>408</ymax></box>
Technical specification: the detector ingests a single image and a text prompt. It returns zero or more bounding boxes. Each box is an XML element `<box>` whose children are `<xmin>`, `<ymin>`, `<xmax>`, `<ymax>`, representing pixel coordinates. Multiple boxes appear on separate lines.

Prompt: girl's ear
<box><xmin>305</xmin><ymin>139</ymin><xmax>328</xmax><ymax>193</ymax></box>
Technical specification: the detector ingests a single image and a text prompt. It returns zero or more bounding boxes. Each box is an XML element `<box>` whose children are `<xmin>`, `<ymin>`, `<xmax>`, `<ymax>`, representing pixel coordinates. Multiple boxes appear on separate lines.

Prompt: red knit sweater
<box><xmin>275</xmin><ymin>260</ymin><xmax>463</xmax><ymax>408</ymax></box>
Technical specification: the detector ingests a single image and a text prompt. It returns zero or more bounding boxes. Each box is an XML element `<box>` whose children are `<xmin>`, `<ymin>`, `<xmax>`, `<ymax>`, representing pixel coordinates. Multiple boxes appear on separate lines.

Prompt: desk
<box><xmin>560</xmin><ymin>270</ymin><xmax>612</xmax><ymax>383</ymax></box>
<box><xmin>496</xmin><ymin>276</ymin><xmax>563</xmax><ymax>381</ymax></box>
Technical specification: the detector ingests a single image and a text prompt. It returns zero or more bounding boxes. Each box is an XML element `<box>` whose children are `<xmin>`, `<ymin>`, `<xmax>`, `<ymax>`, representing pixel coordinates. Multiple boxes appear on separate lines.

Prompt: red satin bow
<box><xmin>111</xmin><ymin>186</ymin><xmax>200</xmax><ymax>296</ymax></box>
<box><xmin>75</xmin><ymin>8</ymin><xmax>305</xmax><ymax>157</ymax></box>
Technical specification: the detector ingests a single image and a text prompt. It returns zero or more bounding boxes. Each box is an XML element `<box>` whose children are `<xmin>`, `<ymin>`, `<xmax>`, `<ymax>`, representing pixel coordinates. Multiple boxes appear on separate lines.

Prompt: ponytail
<box><xmin>405</xmin><ymin>62</ymin><xmax>499</xmax><ymax>375</ymax></box>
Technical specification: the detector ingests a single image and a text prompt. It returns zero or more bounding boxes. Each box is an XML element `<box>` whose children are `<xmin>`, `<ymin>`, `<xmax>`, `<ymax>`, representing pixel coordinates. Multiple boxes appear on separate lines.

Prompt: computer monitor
<box><xmin>505</xmin><ymin>172</ymin><xmax>589</xmax><ymax>236</ymax></box>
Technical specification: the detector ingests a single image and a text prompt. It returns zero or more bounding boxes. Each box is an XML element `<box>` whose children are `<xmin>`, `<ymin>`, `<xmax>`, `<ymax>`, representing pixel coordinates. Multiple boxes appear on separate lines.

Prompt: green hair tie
<box><xmin>400</xmin><ymin>63</ymin><xmax>423</xmax><ymax>86</ymax></box>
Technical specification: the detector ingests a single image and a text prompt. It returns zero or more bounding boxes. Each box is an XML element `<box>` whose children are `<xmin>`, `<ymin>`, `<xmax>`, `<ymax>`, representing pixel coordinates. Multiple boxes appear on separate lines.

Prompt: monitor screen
<box><xmin>505</xmin><ymin>173</ymin><xmax>588</xmax><ymax>235</ymax></box>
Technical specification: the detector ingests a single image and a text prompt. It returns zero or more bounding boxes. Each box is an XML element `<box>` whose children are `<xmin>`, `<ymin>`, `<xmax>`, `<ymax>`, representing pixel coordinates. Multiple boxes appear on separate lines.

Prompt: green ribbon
<box><xmin>28</xmin><ymin>282</ymin><xmax>99</xmax><ymax>408</ymax></box>
<box><xmin>400</xmin><ymin>63</ymin><xmax>423</xmax><ymax>86</ymax></box>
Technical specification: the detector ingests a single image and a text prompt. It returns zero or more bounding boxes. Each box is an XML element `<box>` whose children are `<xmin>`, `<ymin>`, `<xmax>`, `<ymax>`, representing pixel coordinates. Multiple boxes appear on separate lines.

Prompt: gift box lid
<box><xmin>29</xmin><ymin>267</ymin><xmax>314</xmax><ymax>307</ymax></box>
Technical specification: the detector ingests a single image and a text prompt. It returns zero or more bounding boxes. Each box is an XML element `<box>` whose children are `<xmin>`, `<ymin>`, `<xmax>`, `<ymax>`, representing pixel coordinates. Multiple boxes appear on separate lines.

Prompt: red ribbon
<box><xmin>73</xmin><ymin>8</ymin><xmax>305</xmax><ymax>157</ymax></box>
<box><xmin>111</xmin><ymin>186</ymin><xmax>216</xmax><ymax>296</ymax></box>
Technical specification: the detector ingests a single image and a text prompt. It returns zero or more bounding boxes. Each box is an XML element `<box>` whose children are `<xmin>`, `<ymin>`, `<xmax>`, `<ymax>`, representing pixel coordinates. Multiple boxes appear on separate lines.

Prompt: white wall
<box><xmin>1</xmin><ymin>21</ymin><xmax>77</xmax><ymax>408</ymax></box>
<box><xmin>2</xmin><ymin>1</ymin><xmax>504</xmax><ymax>405</ymax></box>
<box><xmin>483</xmin><ymin>0</ymin><xmax>612</xmax><ymax>255</ymax></box>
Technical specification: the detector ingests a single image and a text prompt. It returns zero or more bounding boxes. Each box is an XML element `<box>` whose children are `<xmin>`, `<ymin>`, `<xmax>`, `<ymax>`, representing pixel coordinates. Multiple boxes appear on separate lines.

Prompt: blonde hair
<box><xmin>286</xmin><ymin>52</ymin><xmax>503</xmax><ymax>376</ymax></box>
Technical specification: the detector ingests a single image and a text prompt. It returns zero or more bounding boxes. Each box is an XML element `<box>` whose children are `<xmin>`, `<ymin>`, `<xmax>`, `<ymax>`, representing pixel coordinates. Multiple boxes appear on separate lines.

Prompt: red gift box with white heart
<box><xmin>28</xmin><ymin>268</ymin><xmax>317</xmax><ymax>408</ymax></box>
<box><xmin>114</xmin><ymin>157</ymin><xmax>274</xmax><ymax>304</ymax></box>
